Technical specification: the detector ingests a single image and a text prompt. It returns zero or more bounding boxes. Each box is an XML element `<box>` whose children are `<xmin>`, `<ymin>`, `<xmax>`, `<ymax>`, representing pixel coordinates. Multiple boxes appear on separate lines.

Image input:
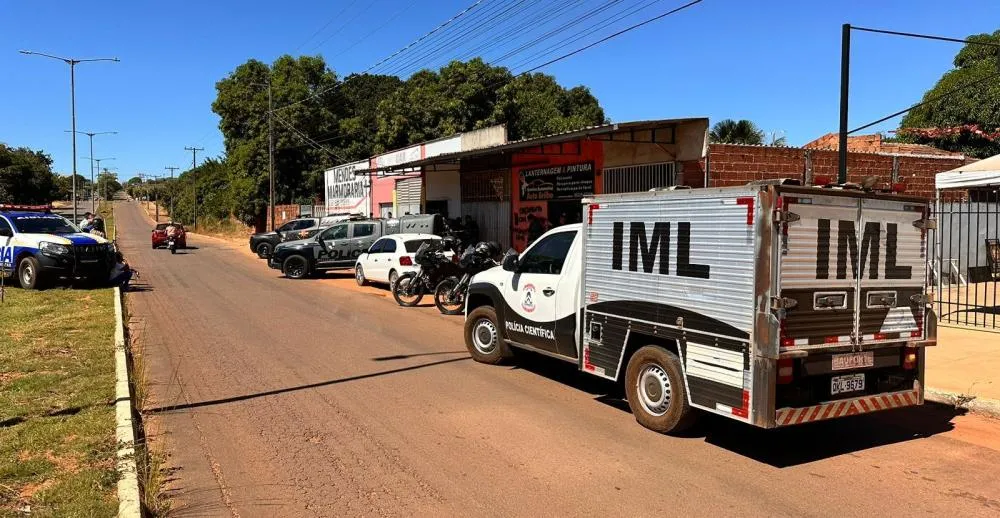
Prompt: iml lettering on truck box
<box><xmin>609</xmin><ymin>221</ymin><xmax>710</xmax><ymax>278</ymax></box>
<box><xmin>815</xmin><ymin>220</ymin><xmax>913</xmax><ymax>280</ymax></box>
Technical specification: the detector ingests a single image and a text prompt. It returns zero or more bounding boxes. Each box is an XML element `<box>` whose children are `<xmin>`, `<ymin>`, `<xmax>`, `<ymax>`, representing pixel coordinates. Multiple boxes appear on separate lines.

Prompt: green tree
<box><xmin>337</xmin><ymin>73</ymin><xmax>403</xmax><ymax>160</ymax></box>
<box><xmin>95</xmin><ymin>170</ymin><xmax>122</xmax><ymax>199</ymax></box>
<box><xmin>488</xmin><ymin>74</ymin><xmax>606</xmax><ymax>141</ymax></box>
<box><xmin>0</xmin><ymin>144</ymin><xmax>58</xmax><ymax>204</ymax></box>
<box><xmin>213</xmin><ymin>55</ymin><xmax>343</xmax><ymax>222</ymax></box>
<box><xmin>375</xmin><ymin>59</ymin><xmax>605</xmax><ymax>149</ymax></box>
<box><xmin>898</xmin><ymin>30</ymin><xmax>1000</xmax><ymax>158</ymax></box>
<box><xmin>709</xmin><ymin>119</ymin><xmax>766</xmax><ymax>145</ymax></box>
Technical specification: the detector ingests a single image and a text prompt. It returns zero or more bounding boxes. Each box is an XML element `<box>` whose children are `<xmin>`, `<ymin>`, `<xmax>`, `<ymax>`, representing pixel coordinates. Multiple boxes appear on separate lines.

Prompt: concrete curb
<box><xmin>926</xmin><ymin>387</ymin><xmax>1000</xmax><ymax>419</ymax></box>
<box><xmin>114</xmin><ymin>286</ymin><xmax>142</xmax><ymax>517</ymax></box>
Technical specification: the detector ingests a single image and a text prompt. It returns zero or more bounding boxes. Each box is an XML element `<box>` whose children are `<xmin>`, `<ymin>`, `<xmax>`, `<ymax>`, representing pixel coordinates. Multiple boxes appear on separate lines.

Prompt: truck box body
<box><xmin>580</xmin><ymin>185</ymin><xmax>934</xmax><ymax>428</ymax></box>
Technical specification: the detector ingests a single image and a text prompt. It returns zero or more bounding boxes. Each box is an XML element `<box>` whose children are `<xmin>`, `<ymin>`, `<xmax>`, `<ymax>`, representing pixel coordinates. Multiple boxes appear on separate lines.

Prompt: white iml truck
<box><xmin>463</xmin><ymin>183</ymin><xmax>936</xmax><ymax>434</ymax></box>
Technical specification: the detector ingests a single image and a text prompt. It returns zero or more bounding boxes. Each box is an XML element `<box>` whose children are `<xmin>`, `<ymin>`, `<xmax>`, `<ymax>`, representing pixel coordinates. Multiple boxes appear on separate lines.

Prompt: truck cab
<box><xmin>464</xmin><ymin>185</ymin><xmax>936</xmax><ymax>435</ymax></box>
<box><xmin>0</xmin><ymin>204</ymin><xmax>114</xmax><ymax>290</ymax></box>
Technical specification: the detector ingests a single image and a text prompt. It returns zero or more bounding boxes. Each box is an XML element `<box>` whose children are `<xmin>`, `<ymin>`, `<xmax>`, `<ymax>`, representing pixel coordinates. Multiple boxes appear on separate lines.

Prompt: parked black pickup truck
<box><xmin>249</xmin><ymin>214</ymin><xmax>357</xmax><ymax>258</ymax></box>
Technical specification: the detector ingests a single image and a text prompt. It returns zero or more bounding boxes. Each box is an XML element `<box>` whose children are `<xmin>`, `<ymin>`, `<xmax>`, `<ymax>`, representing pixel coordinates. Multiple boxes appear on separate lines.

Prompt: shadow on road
<box><xmin>372</xmin><ymin>351</ymin><xmax>467</xmax><ymax>362</ymax></box>
<box><xmin>145</xmin><ymin>356</ymin><xmax>471</xmax><ymax>414</ymax></box>
<box><xmin>508</xmin><ymin>350</ymin><xmax>964</xmax><ymax>468</ymax></box>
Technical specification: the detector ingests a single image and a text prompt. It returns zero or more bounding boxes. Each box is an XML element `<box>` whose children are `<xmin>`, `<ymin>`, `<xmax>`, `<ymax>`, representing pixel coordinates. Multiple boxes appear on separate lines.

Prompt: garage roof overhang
<box><xmin>355</xmin><ymin>118</ymin><xmax>708</xmax><ymax>176</ymax></box>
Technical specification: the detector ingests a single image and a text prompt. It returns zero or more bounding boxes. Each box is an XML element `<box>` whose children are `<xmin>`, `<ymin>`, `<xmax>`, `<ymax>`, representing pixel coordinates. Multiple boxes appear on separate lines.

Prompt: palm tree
<box><xmin>709</xmin><ymin>119</ymin><xmax>766</xmax><ymax>145</ymax></box>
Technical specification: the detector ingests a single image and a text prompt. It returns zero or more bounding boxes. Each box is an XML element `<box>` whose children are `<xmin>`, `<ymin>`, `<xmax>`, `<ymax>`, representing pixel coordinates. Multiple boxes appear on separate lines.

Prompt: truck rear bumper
<box><xmin>774</xmin><ymin>382</ymin><xmax>922</xmax><ymax>427</ymax></box>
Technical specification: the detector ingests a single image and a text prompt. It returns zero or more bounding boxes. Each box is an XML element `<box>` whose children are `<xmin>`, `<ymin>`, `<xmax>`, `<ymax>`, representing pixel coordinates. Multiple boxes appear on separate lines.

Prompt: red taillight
<box><xmin>777</xmin><ymin>358</ymin><xmax>794</xmax><ymax>384</ymax></box>
<box><xmin>824</xmin><ymin>336</ymin><xmax>840</xmax><ymax>344</ymax></box>
<box><xmin>903</xmin><ymin>347</ymin><xmax>918</xmax><ymax>370</ymax></box>
<box><xmin>399</xmin><ymin>256</ymin><xmax>412</xmax><ymax>266</ymax></box>
<box><xmin>874</xmin><ymin>332</ymin><xmax>888</xmax><ymax>341</ymax></box>
<box><xmin>781</xmin><ymin>337</ymin><xmax>795</xmax><ymax>347</ymax></box>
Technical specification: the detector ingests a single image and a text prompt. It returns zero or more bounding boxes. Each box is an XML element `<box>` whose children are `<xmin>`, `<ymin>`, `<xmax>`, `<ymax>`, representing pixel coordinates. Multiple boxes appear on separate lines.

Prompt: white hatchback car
<box><xmin>354</xmin><ymin>233</ymin><xmax>443</xmax><ymax>287</ymax></box>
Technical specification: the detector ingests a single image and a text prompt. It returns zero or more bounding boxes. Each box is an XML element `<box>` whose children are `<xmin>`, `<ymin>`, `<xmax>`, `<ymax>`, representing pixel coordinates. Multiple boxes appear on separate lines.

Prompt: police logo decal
<box><xmin>522</xmin><ymin>284</ymin><xmax>536</xmax><ymax>312</ymax></box>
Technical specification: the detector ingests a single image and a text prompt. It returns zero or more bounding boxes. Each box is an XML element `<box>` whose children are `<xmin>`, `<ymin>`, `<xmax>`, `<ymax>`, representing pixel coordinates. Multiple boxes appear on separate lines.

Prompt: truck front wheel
<box><xmin>464</xmin><ymin>306</ymin><xmax>511</xmax><ymax>364</ymax></box>
<box><xmin>17</xmin><ymin>256</ymin><xmax>44</xmax><ymax>290</ymax></box>
<box><xmin>624</xmin><ymin>345</ymin><xmax>698</xmax><ymax>435</ymax></box>
<box><xmin>282</xmin><ymin>255</ymin><xmax>310</xmax><ymax>279</ymax></box>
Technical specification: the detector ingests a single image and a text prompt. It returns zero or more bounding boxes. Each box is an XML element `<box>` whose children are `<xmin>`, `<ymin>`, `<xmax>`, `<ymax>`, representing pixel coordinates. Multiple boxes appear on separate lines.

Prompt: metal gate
<box><xmin>396</xmin><ymin>177</ymin><xmax>422</xmax><ymax>216</ymax></box>
<box><xmin>603</xmin><ymin>162</ymin><xmax>676</xmax><ymax>193</ymax></box>
<box><xmin>461</xmin><ymin>169</ymin><xmax>511</xmax><ymax>249</ymax></box>
<box><xmin>933</xmin><ymin>193</ymin><xmax>1000</xmax><ymax>329</ymax></box>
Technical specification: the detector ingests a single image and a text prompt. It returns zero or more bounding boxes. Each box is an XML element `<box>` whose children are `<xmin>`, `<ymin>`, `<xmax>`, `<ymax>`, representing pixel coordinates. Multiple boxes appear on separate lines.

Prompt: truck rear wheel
<box><xmin>624</xmin><ymin>345</ymin><xmax>697</xmax><ymax>435</ymax></box>
<box><xmin>464</xmin><ymin>306</ymin><xmax>511</xmax><ymax>364</ymax></box>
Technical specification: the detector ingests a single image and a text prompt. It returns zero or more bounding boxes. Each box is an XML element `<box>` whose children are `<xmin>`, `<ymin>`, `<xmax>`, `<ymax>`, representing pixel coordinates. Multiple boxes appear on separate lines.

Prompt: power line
<box><xmin>851</xmin><ymin>26</ymin><xmax>1000</xmax><ymax>48</ymax></box>
<box><xmin>328</xmin><ymin>0</ymin><xmax>422</xmax><ymax>60</ymax></box>
<box><xmin>516</xmin><ymin>0</ymin><xmax>703</xmax><ymax>76</ymax></box>
<box><xmin>848</xmin><ymin>71</ymin><xmax>1000</xmax><ymax>135</ymax></box>
<box><xmin>507</xmin><ymin>0</ymin><xmax>672</xmax><ymax>72</ymax></box>
<box><xmin>294</xmin><ymin>0</ymin><xmax>365</xmax><ymax>53</ymax></box>
<box><xmin>309</xmin><ymin>0</ymin><xmax>383</xmax><ymax>52</ymax></box>
<box><xmin>274</xmin><ymin>0</ymin><xmax>488</xmax><ymax>113</ymax></box>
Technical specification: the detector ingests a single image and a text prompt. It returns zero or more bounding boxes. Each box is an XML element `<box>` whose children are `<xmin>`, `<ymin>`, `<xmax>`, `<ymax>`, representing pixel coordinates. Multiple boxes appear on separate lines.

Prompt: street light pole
<box><xmin>20</xmin><ymin>50</ymin><xmax>119</xmax><ymax>222</ymax></box>
<box><xmin>165</xmin><ymin>166</ymin><xmax>179</xmax><ymax>219</ymax></box>
<box><xmin>66</xmin><ymin>130</ymin><xmax>116</xmax><ymax>212</ymax></box>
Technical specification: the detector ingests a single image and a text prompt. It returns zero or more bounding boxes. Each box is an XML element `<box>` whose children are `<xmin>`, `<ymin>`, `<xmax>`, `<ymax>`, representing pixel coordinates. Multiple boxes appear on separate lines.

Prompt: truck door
<box><xmin>0</xmin><ymin>216</ymin><xmax>13</xmax><ymax>277</ymax></box>
<box><xmin>856</xmin><ymin>198</ymin><xmax>926</xmax><ymax>344</ymax></box>
<box><xmin>317</xmin><ymin>223</ymin><xmax>349</xmax><ymax>267</ymax></box>
<box><xmin>501</xmin><ymin>230</ymin><xmax>577</xmax><ymax>355</ymax></box>
<box><xmin>349</xmin><ymin>222</ymin><xmax>377</xmax><ymax>263</ymax></box>
<box><xmin>778</xmin><ymin>193</ymin><xmax>861</xmax><ymax>349</ymax></box>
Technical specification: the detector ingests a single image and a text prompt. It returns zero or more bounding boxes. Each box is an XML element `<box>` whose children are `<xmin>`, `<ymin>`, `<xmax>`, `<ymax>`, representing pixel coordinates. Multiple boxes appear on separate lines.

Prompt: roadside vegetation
<box><xmin>0</xmin><ymin>201</ymin><xmax>134</xmax><ymax>516</ymax></box>
<box><xmin>0</xmin><ymin>286</ymin><xmax>118</xmax><ymax>516</ymax></box>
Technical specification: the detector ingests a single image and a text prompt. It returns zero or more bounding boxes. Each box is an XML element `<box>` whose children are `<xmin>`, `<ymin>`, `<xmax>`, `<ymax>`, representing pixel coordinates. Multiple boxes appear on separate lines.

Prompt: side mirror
<box><xmin>0</xmin><ymin>228</ymin><xmax>12</xmax><ymax>238</ymax></box>
<box><xmin>501</xmin><ymin>249</ymin><xmax>519</xmax><ymax>272</ymax></box>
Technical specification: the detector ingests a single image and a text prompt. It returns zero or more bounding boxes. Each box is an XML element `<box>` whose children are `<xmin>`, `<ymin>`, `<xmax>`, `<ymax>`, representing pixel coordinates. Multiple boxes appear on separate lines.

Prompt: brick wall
<box><xmin>265</xmin><ymin>204</ymin><xmax>304</xmax><ymax>231</ymax></box>
<box><xmin>701</xmin><ymin>143</ymin><xmax>967</xmax><ymax>199</ymax></box>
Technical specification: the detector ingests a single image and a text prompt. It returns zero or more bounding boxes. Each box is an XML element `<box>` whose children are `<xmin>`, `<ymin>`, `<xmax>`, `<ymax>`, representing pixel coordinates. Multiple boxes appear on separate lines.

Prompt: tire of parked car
<box><xmin>624</xmin><ymin>345</ymin><xmax>698</xmax><ymax>435</ymax></box>
<box><xmin>255</xmin><ymin>242</ymin><xmax>272</xmax><ymax>259</ymax></box>
<box><xmin>282</xmin><ymin>255</ymin><xmax>310</xmax><ymax>279</ymax></box>
<box><xmin>17</xmin><ymin>256</ymin><xmax>43</xmax><ymax>290</ymax></box>
<box><xmin>463</xmin><ymin>306</ymin><xmax>511</xmax><ymax>364</ymax></box>
<box><xmin>355</xmin><ymin>265</ymin><xmax>367</xmax><ymax>286</ymax></box>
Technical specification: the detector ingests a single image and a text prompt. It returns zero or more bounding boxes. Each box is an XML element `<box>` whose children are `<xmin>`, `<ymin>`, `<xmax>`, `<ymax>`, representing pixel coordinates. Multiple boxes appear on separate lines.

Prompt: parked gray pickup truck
<box><xmin>268</xmin><ymin>214</ymin><xmax>449</xmax><ymax>279</ymax></box>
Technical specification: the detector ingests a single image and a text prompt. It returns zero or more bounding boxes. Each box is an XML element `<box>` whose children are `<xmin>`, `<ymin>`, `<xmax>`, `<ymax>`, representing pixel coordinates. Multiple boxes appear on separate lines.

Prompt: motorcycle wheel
<box><xmin>434</xmin><ymin>277</ymin><xmax>465</xmax><ymax>315</ymax></box>
<box><xmin>392</xmin><ymin>272</ymin><xmax>424</xmax><ymax>307</ymax></box>
<box><xmin>170</xmin><ymin>246</ymin><xmax>177</xmax><ymax>255</ymax></box>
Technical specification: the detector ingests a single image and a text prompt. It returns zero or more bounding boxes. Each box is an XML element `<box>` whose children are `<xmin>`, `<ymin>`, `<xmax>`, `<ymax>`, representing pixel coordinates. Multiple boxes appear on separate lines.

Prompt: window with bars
<box><xmin>602</xmin><ymin>162</ymin><xmax>676</xmax><ymax>194</ymax></box>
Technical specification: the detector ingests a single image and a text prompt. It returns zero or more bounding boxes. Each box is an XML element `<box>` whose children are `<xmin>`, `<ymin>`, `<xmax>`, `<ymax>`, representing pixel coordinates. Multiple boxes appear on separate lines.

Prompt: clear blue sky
<box><xmin>2</xmin><ymin>0</ymin><xmax>998</xmax><ymax>182</ymax></box>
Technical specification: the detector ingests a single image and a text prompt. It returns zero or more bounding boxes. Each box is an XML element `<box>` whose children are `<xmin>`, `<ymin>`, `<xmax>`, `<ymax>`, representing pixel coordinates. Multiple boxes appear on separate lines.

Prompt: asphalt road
<box><xmin>115</xmin><ymin>201</ymin><xmax>1000</xmax><ymax>517</ymax></box>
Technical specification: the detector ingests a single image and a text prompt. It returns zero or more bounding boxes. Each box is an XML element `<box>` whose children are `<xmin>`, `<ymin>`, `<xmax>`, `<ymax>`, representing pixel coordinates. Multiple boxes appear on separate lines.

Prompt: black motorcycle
<box><xmin>392</xmin><ymin>236</ymin><xmax>462</xmax><ymax>307</ymax></box>
<box><xmin>433</xmin><ymin>241</ymin><xmax>502</xmax><ymax>315</ymax></box>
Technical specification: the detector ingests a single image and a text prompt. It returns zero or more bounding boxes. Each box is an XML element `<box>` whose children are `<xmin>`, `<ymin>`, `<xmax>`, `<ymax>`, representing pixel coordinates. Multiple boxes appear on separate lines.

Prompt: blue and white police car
<box><xmin>0</xmin><ymin>204</ymin><xmax>114</xmax><ymax>290</ymax></box>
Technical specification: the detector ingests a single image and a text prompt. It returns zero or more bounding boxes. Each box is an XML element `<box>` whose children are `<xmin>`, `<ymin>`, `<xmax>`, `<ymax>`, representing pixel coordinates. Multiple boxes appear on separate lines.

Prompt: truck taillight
<box><xmin>399</xmin><ymin>256</ymin><xmax>413</xmax><ymax>266</ymax></box>
<box><xmin>779</xmin><ymin>317</ymin><xmax>792</xmax><ymax>347</ymax></box>
<box><xmin>777</xmin><ymin>358</ymin><xmax>794</xmax><ymax>384</ymax></box>
<box><xmin>903</xmin><ymin>347</ymin><xmax>918</xmax><ymax>370</ymax></box>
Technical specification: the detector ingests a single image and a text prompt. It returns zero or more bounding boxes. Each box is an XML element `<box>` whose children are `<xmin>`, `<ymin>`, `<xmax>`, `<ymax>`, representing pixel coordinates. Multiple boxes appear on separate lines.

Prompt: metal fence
<box><xmin>603</xmin><ymin>162</ymin><xmax>676</xmax><ymax>193</ymax></box>
<box><xmin>933</xmin><ymin>197</ymin><xmax>1000</xmax><ymax>329</ymax></box>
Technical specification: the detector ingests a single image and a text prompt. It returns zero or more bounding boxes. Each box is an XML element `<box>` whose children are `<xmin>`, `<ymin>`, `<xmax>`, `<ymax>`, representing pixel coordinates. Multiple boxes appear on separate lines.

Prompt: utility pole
<box><xmin>165</xmin><ymin>166</ymin><xmax>179</xmax><ymax>220</ymax></box>
<box><xmin>184</xmin><ymin>146</ymin><xmax>204</xmax><ymax>230</ymax></box>
<box><xmin>268</xmin><ymin>80</ymin><xmax>276</xmax><ymax>232</ymax></box>
<box><xmin>20</xmin><ymin>51</ymin><xmax>119</xmax><ymax>222</ymax></box>
<box><xmin>838</xmin><ymin>23</ymin><xmax>851</xmax><ymax>185</ymax></box>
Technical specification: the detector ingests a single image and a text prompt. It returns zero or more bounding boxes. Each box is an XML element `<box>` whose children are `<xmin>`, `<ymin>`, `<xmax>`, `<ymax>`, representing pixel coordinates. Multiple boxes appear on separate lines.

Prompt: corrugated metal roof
<box><xmin>355</xmin><ymin>118</ymin><xmax>708</xmax><ymax>175</ymax></box>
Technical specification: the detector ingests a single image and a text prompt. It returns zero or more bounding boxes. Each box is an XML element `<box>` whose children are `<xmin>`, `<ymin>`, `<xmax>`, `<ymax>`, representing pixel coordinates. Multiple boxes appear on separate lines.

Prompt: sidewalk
<box><xmin>926</xmin><ymin>325</ymin><xmax>1000</xmax><ymax>415</ymax></box>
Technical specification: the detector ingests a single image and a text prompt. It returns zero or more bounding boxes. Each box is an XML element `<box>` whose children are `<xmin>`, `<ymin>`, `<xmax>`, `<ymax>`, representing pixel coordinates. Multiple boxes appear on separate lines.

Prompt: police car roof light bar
<box><xmin>0</xmin><ymin>204</ymin><xmax>53</xmax><ymax>212</ymax></box>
